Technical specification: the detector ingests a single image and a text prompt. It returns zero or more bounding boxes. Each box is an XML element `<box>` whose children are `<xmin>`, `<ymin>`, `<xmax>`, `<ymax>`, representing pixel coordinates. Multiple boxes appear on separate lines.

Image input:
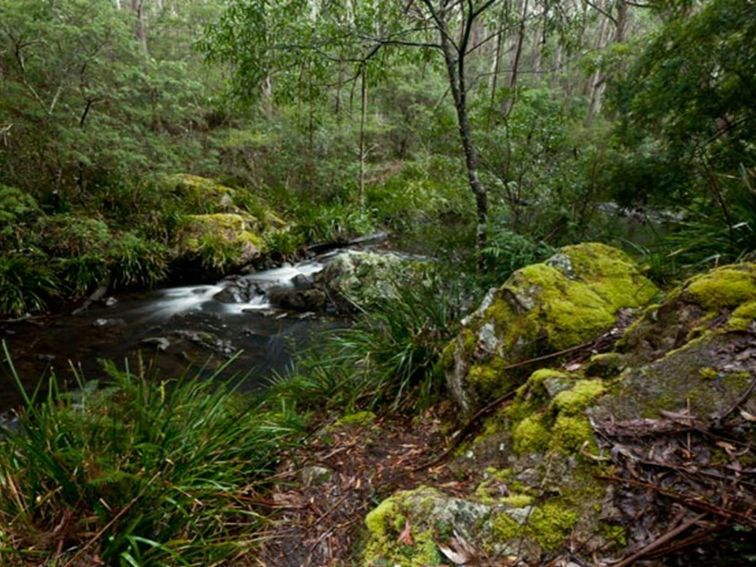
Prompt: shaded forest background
<box><xmin>0</xmin><ymin>0</ymin><xmax>754</xmax><ymax>316</ymax></box>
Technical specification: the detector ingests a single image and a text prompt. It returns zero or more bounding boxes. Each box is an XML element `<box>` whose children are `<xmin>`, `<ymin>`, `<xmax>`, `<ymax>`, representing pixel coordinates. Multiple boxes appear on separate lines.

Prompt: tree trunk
<box><xmin>359</xmin><ymin>67</ymin><xmax>368</xmax><ymax>211</ymax></box>
<box><xmin>503</xmin><ymin>0</ymin><xmax>528</xmax><ymax>117</ymax></box>
<box><xmin>440</xmin><ymin>28</ymin><xmax>488</xmax><ymax>257</ymax></box>
<box><xmin>586</xmin><ymin>2</ymin><xmax>610</xmax><ymax>121</ymax></box>
<box><xmin>131</xmin><ymin>0</ymin><xmax>147</xmax><ymax>53</ymax></box>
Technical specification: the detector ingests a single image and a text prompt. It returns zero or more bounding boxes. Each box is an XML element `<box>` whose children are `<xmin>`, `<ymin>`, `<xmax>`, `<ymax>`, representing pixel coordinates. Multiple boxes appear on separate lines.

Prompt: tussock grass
<box><xmin>0</xmin><ymin>346</ymin><xmax>305</xmax><ymax>565</ymax></box>
<box><xmin>271</xmin><ymin>273</ymin><xmax>471</xmax><ymax>412</ymax></box>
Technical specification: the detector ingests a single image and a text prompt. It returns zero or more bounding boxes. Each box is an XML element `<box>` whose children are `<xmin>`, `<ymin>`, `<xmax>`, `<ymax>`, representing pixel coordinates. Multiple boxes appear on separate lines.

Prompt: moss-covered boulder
<box><xmin>161</xmin><ymin>174</ymin><xmax>285</xmax><ymax>229</ymax></box>
<box><xmin>174</xmin><ymin>213</ymin><xmax>266</xmax><ymax>268</ymax></box>
<box><xmin>314</xmin><ymin>250</ymin><xmax>425</xmax><ymax>313</ymax></box>
<box><xmin>446</xmin><ymin>243</ymin><xmax>658</xmax><ymax>413</ymax></box>
<box><xmin>364</xmin><ymin>486</ymin><xmax>495</xmax><ymax>566</ymax></box>
<box><xmin>164</xmin><ymin>175</ymin><xmax>290</xmax><ymax>270</ymax></box>
<box><xmin>363</xmin><ymin>262</ymin><xmax>754</xmax><ymax>564</ymax></box>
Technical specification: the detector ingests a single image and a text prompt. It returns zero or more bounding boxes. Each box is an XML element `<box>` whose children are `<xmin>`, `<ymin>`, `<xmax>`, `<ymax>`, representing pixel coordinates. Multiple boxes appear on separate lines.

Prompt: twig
<box><xmin>714</xmin><ymin>374</ymin><xmax>756</xmax><ymax>426</ymax></box>
<box><xmin>412</xmin><ymin>389</ymin><xmax>517</xmax><ymax>471</ymax></box>
<box><xmin>610</xmin><ymin>513</ymin><xmax>706</xmax><ymax>567</ymax></box>
<box><xmin>598</xmin><ymin>475</ymin><xmax>756</xmax><ymax>527</ymax></box>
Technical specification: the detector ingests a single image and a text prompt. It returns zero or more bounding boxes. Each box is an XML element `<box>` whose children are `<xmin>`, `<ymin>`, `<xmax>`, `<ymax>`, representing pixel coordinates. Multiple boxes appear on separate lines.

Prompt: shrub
<box><xmin>0</xmin><ymin>354</ymin><xmax>306</xmax><ymax>565</ymax></box>
<box><xmin>0</xmin><ymin>186</ymin><xmax>40</xmax><ymax>245</ymax></box>
<box><xmin>0</xmin><ymin>253</ymin><xmax>58</xmax><ymax>317</ymax></box>
<box><xmin>36</xmin><ymin>214</ymin><xmax>111</xmax><ymax>257</ymax></box>
<box><xmin>480</xmin><ymin>226</ymin><xmax>555</xmax><ymax>285</ymax></box>
<box><xmin>53</xmin><ymin>253</ymin><xmax>109</xmax><ymax>297</ymax></box>
<box><xmin>108</xmin><ymin>232</ymin><xmax>169</xmax><ymax>288</ymax></box>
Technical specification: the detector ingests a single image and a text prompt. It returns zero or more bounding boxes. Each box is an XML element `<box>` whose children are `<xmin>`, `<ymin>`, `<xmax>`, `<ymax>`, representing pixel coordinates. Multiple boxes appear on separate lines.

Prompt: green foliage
<box><xmin>0</xmin><ymin>253</ymin><xmax>58</xmax><ymax>317</ymax></box>
<box><xmin>292</xmin><ymin>202</ymin><xmax>376</xmax><ymax>244</ymax></box>
<box><xmin>0</xmin><ymin>185</ymin><xmax>39</xmax><ymax>235</ymax></box>
<box><xmin>273</xmin><ymin>272</ymin><xmax>471</xmax><ymax>412</ymax></box>
<box><xmin>0</xmin><ymin>0</ymin><xmax>222</xmax><ymax>204</ymax></box>
<box><xmin>36</xmin><ymin>214</ymin><xmax>111</xmax><ymax>257</ymax></box>
<box><xmin>0</xmin><ymin>353</ymin><xmax>306</xmax><ymax>564</ymax></box>
<box><xmin>607</xmin><ymin>0</ymin><xmax>756</xmax><ymax>268</ymax></box>
<box><xmin>54</xmin><ymin>254</ymin><xmax>109</xmax><ymax>298</ymax></box>
<box><xmin>108</xmin><ymin>233</ymin><xmax>170</xmax><ymax>288</ymax></box>
<box><xmin>480</xmin><ymin>226</ymin><xmax>555</xmax><ymax>285</ymax></box>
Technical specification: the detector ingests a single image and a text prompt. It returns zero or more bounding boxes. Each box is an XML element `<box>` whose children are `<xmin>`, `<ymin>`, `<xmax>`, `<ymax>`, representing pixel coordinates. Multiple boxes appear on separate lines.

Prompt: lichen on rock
<box><xmin>315</xmin><ymin>250</ymin><xmax>426</xmax><ymax>313</ymax></box>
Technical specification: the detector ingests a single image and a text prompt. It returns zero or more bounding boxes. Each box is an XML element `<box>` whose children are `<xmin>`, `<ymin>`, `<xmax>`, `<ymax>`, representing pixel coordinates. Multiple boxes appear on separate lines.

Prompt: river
<box><xmin>0</xmin><ymin>250</ymin><xmax>353</xmax><ymax>413</ymax></box>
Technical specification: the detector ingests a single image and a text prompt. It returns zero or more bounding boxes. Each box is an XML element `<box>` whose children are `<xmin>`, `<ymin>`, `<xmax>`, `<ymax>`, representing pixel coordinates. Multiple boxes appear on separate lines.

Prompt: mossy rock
<box><xmin>162</xmin><ymin>174</ymin><xmax>286</xmax><ymax>229</ymax></box>
<box><xmin>363</xmin><ymin>486</ymin><xmax>493</xmax><ymax>566</ymax></box>
<box><xmin>174</xmin><ymin>213</ymin><xmax>266</xmax><ymax>268</ymax></box>
<box><xmin>379</xmin><ymin>263</ymin><xmax>754</xmax><ymax>565</ymax></box>
<box><xmin>594</xmin><ymin>263</ymin><xmax>756</xmax><ymax>422</ymax></box>
<box><xmin>446</xmin><ymin>243</ymin><xmax>658</xmax><ymax>413</ymax></box>
<box><xmin>618</xmin><ymin>262</ymin><xmax>756</xmax><ymax>364</ymax></box>
<box><xmin>315</xmin><ymin>250</ymin><xmax>426</xmax><ymax>313</ymax></box>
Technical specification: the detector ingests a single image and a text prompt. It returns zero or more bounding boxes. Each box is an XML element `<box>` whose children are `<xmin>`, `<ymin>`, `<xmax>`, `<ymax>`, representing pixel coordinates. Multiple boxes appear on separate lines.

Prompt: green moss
<box><xmin>722</xmin><ymin>371</ymin><xmax>751</xmax><ymax>391</ymax></box>
<box><xmin>365</xmin><ymin>499</ymin><xmax>403</xmax><ymax>539</ymax></box>
<box><xmin>461</xmin><ymin>328</ymin><xmax>476</xmax><ymax>356</ymax></box>
<box><xmin>686</xmin><ymin>264</ymin><xmax>756</xmax><ymax>310</ymax></box>
<box><xmin>526</xmin><ymin>369</ymin><xmax>570</xmax><ymax>394</ymax></box>
<box><xmin>600</xmin><ymin>524</ymin><xmax>627</xmax><ymax>548</ymax></box>
<box><xmin>176</xmin><ymin>213</ymin><xmax>266</xmax><ymax>268</ymax></box>
<box><xmin>465</xmin><ymin>244</ymin><xmax>658</xmax><ymax>405</ymax></box>
<box><xmin>467</xmin><ymin>357</ymin><xmax>514</xmax><ymax>400</ymax></box>
<box><xmin>490</xmin><ymin>510</ymin><xmax>523</xmax><ymax>541</ymax></box>
<box><xmin>527</xmin><ymin>502</ymin><xmax>579</xmax><ymax>550</ymax></box>
<box><xmin>501</xmin><ymin>494</ymin><xmax>534</xmax><ymax>507</ymax></box>
<box><xmin>512</xmin><ymin>415</ymin><xmax>549</xmax><ymax>454</ymax></box>
<box><xmin>699</xmin><ymin>367</ymin><xmax>719</xmax><ymax>380</ymax></box>
<box><xmin>549</xmin><ymin>415</ymin><xmax>595</xmax><ymax>454</ymax></box>
<box><xmin>585</xmin><ymin>353</ymin><xmax>624</xmax><ymax>378</ymax></box>
<box><xmin>363</xmin><ymin>490</ymin><xmax>448</xmax><ymax>567</ymax></box>
<box><xmin>450</xmin><ymin>243</ymin><xmax>661</xmax><ymax>414</ymax></box>
<box><xmin>552</xmin><ymin>380</ymin><xmax>606</xmax><ymax>415</ymax></box>
<box><xmin>728</xmin><ymin>300</ymin><xmax>756</xmax><ymax>331</ymax></box>
<box><xmin>333</xmin><ymin>411</ymin><xmax>376</xmax><ymax>428</ymax></box>
<box><xmin>440</xmin><ymin>341</ymin><xmax>457</xmax><ymax>369</ymax></box>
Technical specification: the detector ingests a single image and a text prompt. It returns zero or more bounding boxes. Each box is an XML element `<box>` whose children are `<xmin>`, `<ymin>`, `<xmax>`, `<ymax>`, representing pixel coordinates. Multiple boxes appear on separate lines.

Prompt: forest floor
<box><xmin>256</xmin><ymin>405</ymin><xmax>466</xmax><ymax>566</ymax></box>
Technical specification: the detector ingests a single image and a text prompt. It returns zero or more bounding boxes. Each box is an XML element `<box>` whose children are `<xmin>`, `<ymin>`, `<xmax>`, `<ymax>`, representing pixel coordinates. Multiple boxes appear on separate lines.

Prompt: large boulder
<box><xmin>164</xmin><ymin>175</ymin><xmax>288</xmax><ymax>269</ymax></box>
<box><xmin>445</xmin><ymin>243</ymin><xmax>658</xmax><ymax>413</ymax></box>
<box><xmin>314</xmin><ymin>250</ymin><xmax>424</xmax><ymax>313</ymax></box>
<box><xmin>162</xmin><ymin>173</ymin><xmax>286</xmax><ymax>229</ymax></box>
<box><xmin>174</xmin><ymin>213</ymin><xmax>266</xmax><ymax>267</ymax></box>
<box><xmin>364</xmin><ymin>262</ymin><xmax>755</xmax><ymax>565</ymax></box>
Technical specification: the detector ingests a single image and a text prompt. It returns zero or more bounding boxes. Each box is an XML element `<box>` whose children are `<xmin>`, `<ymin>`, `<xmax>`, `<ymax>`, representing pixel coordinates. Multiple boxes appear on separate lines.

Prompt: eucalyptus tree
<box><xmin>208</xmin><ymin>0</ymin><xmax>510</xmax><ymax>254</ymax></box>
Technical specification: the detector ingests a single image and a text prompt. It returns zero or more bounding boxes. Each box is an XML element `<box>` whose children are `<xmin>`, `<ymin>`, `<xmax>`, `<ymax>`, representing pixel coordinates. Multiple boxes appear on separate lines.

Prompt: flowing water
<box><xmin>0</xmin><ymin>251</ymin><xmax>349</xmax><ymax>413</ymax></box>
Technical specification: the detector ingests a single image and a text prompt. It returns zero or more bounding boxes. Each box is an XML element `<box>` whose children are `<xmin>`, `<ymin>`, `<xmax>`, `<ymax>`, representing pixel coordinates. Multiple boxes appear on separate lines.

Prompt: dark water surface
<box><xmin>0</xmin><ymin>257</ymin><xmax>344</xmax><ymax>413</ymax></box>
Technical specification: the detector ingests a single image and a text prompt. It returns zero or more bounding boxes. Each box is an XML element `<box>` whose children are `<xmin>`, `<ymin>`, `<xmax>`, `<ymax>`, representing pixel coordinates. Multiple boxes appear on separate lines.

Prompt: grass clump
<box><xmin>0</xmin><ymin>349</ymin><xmax>306</xmax><ymax>565</ymax></box>
<box><xmin>0</xmin><ymin>253</ymin><xmax>59</xmax><ymax>317</ymax></box>
<box><xmin>272</xmin><ymin>271</ymin><xmax>472</xmax><ymax>412</ymax></box>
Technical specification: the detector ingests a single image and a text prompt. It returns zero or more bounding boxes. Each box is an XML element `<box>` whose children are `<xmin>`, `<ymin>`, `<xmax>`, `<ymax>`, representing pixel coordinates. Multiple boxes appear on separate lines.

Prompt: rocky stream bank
<box><xmin>260</xmin><ymin>244</ymin><xmax>755</xmax><ymax>566</ymax></box>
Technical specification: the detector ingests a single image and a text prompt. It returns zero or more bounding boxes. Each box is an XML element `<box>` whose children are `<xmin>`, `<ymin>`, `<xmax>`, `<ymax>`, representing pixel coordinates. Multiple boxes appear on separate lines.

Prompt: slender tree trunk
<box><xmin>440</xmin><ymin>29</ymin><xmax>488</xmax><ymax>257</ymax></box>
<box><xmin>131</xmin><ymin>0</ymin><xmax>147</xmax><ymax>53</ymax></box>
<box><xmin>586</xmin><ymin>3</ymin><xmax>610</xmax><ymax>121</ymax></box>
<box><xmin>489</xmin><ymin>21</ymin><xmax>503</xmax><ymax>112</ymax></box>
<box><xmin>359</xmin><ymin>67</ymin><xmax>368</xmax><ymax>211</ymax></box>
<box><xmin>503</xmin><ymin>0</ymin><xmax>528</xmax><ymax>117</ymax></box>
